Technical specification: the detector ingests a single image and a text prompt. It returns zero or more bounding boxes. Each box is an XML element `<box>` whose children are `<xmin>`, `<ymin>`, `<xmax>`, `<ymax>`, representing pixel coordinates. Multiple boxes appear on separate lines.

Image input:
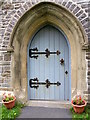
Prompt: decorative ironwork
<box><xmin>29</xmin><ymin>78</ymin><xmax>61</xmax><ymax>89</ymax></box>
<box><xmin>29</xmin><ymin>78</ymin><xmax>39</xmax><ymax>89</ymax></box>
<box><xmin>60</xmin><ymin>59</ymin><xmax>64</xmax><ymax>65</ymax></box>
<box><xmin>65</xmin><ymin>71</ymin><xmax>68</xmax><ymax>74</ymax></box>
<box><xmin>29</xmin><ymin>47</ymin><xmax>60</xmax><ymax>59</ymax></box>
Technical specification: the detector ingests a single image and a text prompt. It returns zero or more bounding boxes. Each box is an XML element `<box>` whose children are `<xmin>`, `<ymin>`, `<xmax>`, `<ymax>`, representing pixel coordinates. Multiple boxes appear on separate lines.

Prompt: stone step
<box><xmin>27</xmin><ymin>100</ymin><xmax>72</xmax><ymax>109</ymax></box>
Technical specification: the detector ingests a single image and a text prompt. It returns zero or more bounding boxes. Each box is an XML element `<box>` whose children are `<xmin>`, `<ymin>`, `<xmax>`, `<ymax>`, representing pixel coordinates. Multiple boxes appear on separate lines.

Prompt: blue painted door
<box><xmin>28</xmin><ymin>25</ymin><xmax>70</xmax><ymax>101</ymax></box>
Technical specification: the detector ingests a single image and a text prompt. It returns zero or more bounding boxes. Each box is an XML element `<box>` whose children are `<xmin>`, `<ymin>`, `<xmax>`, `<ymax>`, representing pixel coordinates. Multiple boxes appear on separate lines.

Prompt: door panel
<box><xmin>28</xmin><ymin>25</ymin><xmax>70</xmax><ymax>101</ymax></box>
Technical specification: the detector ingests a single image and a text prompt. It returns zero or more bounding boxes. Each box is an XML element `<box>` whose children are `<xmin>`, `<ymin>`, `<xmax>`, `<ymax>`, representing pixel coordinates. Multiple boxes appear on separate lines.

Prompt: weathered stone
<box><xmin>69</xmin><ymin>4</ymin><xmax>76</xmax><ymax>11</ymax></box>
<box><xmin>2</xmin><ymin>22</ymin><xmax>8</xmax><ymax>26</ymax></box>
<box><xmin>88</xmin><ymin>85</ymin><xmax>90</xmax><ymax>91</ymax></box>
<box><xmin>12</xmin><ymin>17</ymin><xmax>18</xmax><ymax>23</ymax></box>
<box><xmin>31</xmin><ymin>0</ymin><xmax>36</xmax><ymax>5</ymax></box>
<box><xmin>4</xmin><ymin>37</ymin><xmax>10</xmax><ymax>41</ymax></box>
<box><xmin>73</xmin><ymin>6</ymin><xmax>80</xmax><ymax>14</ymax></box>
<box><xmin>4</xmin><ymin>54</ymin><xmax>11</xmax><ymax>61</ymax></box>
<box><xmin>17</xmin><ymin>10</ymin><xmax>22</xmax><ymax>16</ymax></box>
<box><xmin>88</xmin><ymin>80</ymin><xmax>90</xmax><ymax>85</ymax></box>
<box><xmin>7</xmin><ymin>28</ymin><xmax>12</xmax><ymax>33</ymax></box>
<box><xmin>86</xmin><ymin>52</ymin><xmax>90</xmax><ymax>56</ymax></box>
<box><xmin>83</xmin><ymin>23</ymin><xmax>90</xmax><ymax>29</ymax></box>
<box><xmin>75</xmin><ymin>10</ymin><xmax>83</xmax><ymax>17</ymax></box>
<box><xmin>88</xmin><ymin>8</ymin><xmax>90</xmax><ymax>14</ymax></box>
<box><xmin>10</xmin><ymin>20</ymin><xmax>16</xmax><ymax>26</ymax></box>
<box><xmin>12</xmin><ymin>0</ymin><xmax>25</xmax><ymax>3</ymax></box>
<box><xmin>0</xmin><ymin>61</ymin><xmax>10</xmax><ymax>65</ymax></box>
<box><xmin>81</xmin><ymin>3</ymin><xmax>89</xmax><ymax>9</ymax></box>
<box><xmin>87</xmin><ymin>33</ymin><xmax>90</xmax><ymax>39</ymax></box>
<box><xmin>66</xmin><ymin>1</ymin><xmax>72</xmax><ymax>9</ymax></box>
<box><xmin>88</xmin><ymin>71</ymin><xmax>90</xmax><ymax>75</ymax></box>
<box><xmin>88</xmin><ymin>38</ymin><xmax>90</xmax><ymax>42</ymax></box>
<box><xmin>1</xmin><ymin>83</ymin><xmax>10</xmax><ymax>87</ymax></box>
<box><xmin>58</xmin><ymin>0</ymin><xmax>63</xmax><ymax>4</ymax></box>
<box><xmin>0</xmin><ymin>67</ymin><xmax>2</xmax><ymax>73</ymax></box>
<box><xmin>86</xmin><ymin>56</ymin><xmax>90</xmax><ymax>59</ymax></box>
<box><xmin>26</xmin><ymin>2</ymin><xmax>32</xmax><ymax>8</ymax></box>
<box><xmin>8</xmin><ymin>23</ymin><xmax>14</xmax><ymax>29</ymax></box>
<box><xmin>0</xmin><ymin>56</ymin><xmax>3</xmax><ymax>61</ymax></box>
<box><xmin>81</xmin><ymin>17</ymin><xmax>89</xmax><ymax>25</ymax></box>
<box><xmin>1</xmin><ymin>72</ymin><xmax>10</xmax><ymax>77</ymax></box>
<box><xmin>5</xmin><ymin>32</ymin><xmax>11</xmax><ymax>36</ymax></box>
<box><xmin>14</xmin><ymin>3</ymin><xmax>21</xmax><ymax>9</ymax></box>
<box><xmin>88</xmin><ymin>61</ymin><xmax>90</xmax><ymax>67</ymax></box>
<box><xmin>14</xmin><ymin>14</ymin><xmax>20</xmax><ymax>19</ymax></box>
<box><xmin>78</xmin><ymin>13</ymin><xmax>87</xmax><ymax>21</ymax></box>
<box><xmin>20</xmin><ymin>7</ymin><xmax>26</xmax><ymax>13</ymax></box>
<box><xmin>2</xmin><ymin>3</ymin><xmax>14</xmax><ymax>10</ymax></box>
<box><xmin>3</xmin><ymin>66</ymin><xmax>10</xmax><ymax>72</ymax></box>
<box><xmin>23</xmin><ymin>3</ymin><xmax>29</xmax><ymax>11</ymax></box>
<box><xmin>85</xmin><ymin>8</ymin><xmax>88</xmax><ymax>13</ymax></box>
<box><xmin>3</xmin><ymin>41</ymin><xmax>9</xmax><ymax>46</ymax></box>
<box><xmin>0</xmin><ymin>28</ymin><xmax>5</xmax><ymax>35</ymax></box>
<box><xmin>62</xmin><ymin>1</ymin><xmax>67</xmax><ymax>6</ymax></box>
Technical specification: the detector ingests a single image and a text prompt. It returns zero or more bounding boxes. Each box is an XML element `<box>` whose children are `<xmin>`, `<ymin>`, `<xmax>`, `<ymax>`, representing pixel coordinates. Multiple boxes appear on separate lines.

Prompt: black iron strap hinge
<box><xmin>29</xmin><ymin>78</ymin><xmax>61</xmax><ymax>89</ymax></box>
<box><xmin>29</xmin><ymin>47</ymin><xmax>60</xmax><ymax>59</ymax></box>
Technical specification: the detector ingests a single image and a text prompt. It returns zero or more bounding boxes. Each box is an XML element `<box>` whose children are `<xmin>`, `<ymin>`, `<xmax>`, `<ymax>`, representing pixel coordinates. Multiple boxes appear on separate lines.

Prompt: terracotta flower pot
<box><xmin>71</xmin><ymin>100</ymin><xmax>87</xmax><ymax>114</ymax></box>
<box><xmin>2</xmin><ymin>97</ymin><xmax>16</xmax><ymax>109</ymax></box>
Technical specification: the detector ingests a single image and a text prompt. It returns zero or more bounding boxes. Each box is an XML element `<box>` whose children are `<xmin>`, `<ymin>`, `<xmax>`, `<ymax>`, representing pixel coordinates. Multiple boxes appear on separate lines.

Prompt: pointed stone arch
<box><xmin>8</xmin><ymin>2</ymin><xmax>88</xmax><ymax>102</ymax></box>
<box><xmin>3</xmin><ymin>0</ymin><xmax>88</xmax><ymax>49</ymax></box>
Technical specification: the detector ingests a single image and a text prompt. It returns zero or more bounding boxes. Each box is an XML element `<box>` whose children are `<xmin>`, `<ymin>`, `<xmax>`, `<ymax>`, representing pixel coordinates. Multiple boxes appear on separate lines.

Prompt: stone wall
<box><xmin>0</xmin><ymin>0</ymin><xmax>90</xmax><ymax>102</ymax></box>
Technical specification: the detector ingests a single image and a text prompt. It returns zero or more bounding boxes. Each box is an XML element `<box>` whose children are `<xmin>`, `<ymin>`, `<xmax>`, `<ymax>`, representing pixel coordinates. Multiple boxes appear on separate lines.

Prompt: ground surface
<box><xmin>17</xmin><ymin>106</ymin><xmax>72</xmax><ymax>119</ymax></box>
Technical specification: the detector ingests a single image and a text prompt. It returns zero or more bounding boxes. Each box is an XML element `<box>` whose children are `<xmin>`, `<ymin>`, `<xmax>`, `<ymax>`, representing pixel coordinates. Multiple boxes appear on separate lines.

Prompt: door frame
<box><xmin>27</xmin><ymin>24</ymin><xmax>71</xmax><ymax>101</ymax></box>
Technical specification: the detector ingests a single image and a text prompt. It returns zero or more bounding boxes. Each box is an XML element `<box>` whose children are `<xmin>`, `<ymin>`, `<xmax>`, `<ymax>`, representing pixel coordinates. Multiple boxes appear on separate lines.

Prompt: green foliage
<box><xmin>0</xmin><ymin>101</ymin><xmax>25</xmax><ymax>120</ymax></box>
<box><xmin>70</xmin><ymin>106</ymin><xmax>90</xmax><ymax>120</ymax></box>
<box><xmin>3</xmin><ymin>96</ymin><xmax>14</xmax><ymax>102</ymax></box>
<box><xmin>5</xmin><ymin>97</ymin><xmax>10</xmax><ymax>102</ymax></box>
<box><xmin>9</xmin><ymin>97</ymin><xmax>14</xmax><ymax>101</ymax></box>
<box><xmin>72</xmin><ymin>95</ymin><xmax>84</xmax><ymax>105</ymax></box>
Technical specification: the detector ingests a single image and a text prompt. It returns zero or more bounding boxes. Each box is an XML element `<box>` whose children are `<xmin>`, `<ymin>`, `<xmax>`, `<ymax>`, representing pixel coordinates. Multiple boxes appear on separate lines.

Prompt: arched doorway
<box><xmin>28</xmin><ymin>25</ymin><xmax>71</xmax><ymax>101</ymax></box>
<box><xmin>9</xmin><ymin>2</ymin><xmax>87</xmax><ymax>102</ymax></box>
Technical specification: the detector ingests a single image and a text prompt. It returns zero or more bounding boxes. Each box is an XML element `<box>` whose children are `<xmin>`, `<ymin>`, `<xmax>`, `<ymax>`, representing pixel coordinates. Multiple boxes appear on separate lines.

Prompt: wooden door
<box><xmin>28</xmin><ymin>25</ymin><xmax>70</xmax><ymax>101</ymax></box>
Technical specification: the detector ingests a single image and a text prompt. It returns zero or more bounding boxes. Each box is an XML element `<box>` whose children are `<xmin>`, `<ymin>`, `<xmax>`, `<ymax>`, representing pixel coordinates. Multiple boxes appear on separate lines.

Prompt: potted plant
<box><xmin>71</xmin><ymin>95</ymin><xmax>87</xmax><ymax>114</ymax></box>
<box><xmin>2</xmin><ymin>92</ymin><xmax>16</xmax><ymax>109</ymax></box>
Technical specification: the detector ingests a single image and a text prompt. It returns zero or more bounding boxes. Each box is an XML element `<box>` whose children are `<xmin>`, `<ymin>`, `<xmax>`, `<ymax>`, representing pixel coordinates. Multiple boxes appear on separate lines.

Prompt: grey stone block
<box><xmin>69</xmin><ymin>4</ymin><xmax>76</xmax><ymax>11</ymax></box>
<box><xmin>66</xmin><ymin>2</ymin><xmax>72</xmax><ymax>9</ymax></box>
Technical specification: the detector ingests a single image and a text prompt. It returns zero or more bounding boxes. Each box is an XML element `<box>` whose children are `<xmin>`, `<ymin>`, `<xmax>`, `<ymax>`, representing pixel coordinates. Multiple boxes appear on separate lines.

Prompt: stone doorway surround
<box><xmin>6</xmin><ymin>2</ymin><xmax>88</xmax><ymax>102</ymax></box>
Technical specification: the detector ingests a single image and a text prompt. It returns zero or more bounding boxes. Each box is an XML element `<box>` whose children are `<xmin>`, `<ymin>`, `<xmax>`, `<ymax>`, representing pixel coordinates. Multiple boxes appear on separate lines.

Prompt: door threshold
<box><xmin>27</xmin><ymin>100</ymin><xmax>71</xmax><ymax>109</ymax></box>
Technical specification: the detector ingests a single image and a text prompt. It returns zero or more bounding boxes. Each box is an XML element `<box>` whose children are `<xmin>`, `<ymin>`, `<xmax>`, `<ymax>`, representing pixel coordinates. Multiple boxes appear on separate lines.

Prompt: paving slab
<box><xmin>17</xmin><ymin>106</ymin><xmax>72</xmax><ymax>119</ymax></box>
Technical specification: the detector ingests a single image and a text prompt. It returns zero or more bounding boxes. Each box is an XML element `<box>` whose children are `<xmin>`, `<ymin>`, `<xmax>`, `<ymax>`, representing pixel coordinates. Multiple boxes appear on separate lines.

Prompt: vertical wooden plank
<box><xmin>64</xmin><ymin>40</ymin><xmax>69</xmax><ymax>101</ymax></box>
<box><xmin>54</xmin><ymin>29</ymin><xmax>60</xmax><ymax>100</ymax></box>
<box><xmin>44</xmin><ymin>26</ymin><xmax>50</xmax><ymax>99</ymax></box>
<box><xmin>29</xmin><ymin>39</ymin><xmax>36</xmax><ymax>99</ymax></box>
<box><xmin>59</xmin><ymin>33</ymin><xmax>65</xmax><ymax>100</ymax></box>
<box><xmin>39</xmin><ymin>28</ymin><xmax>45</xmax><ymax>99</ymax></box>
<box><xmin>49</xmin><ymin>26</ymin><xmax>55</xmax><ymax>100</ymax></box>
<box><xmin>34</xmin><ymin>33</ymin><xmax>40</xmax><ymax>99</ymax></box>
